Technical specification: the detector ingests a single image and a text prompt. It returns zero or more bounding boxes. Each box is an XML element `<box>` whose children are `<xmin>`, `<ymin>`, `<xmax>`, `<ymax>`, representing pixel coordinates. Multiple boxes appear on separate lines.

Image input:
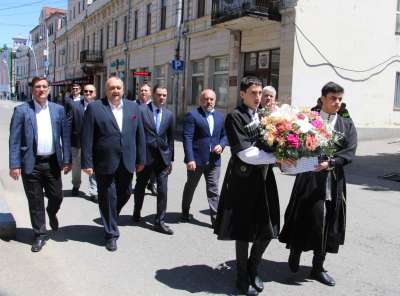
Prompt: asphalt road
<box><xmin>0</xmin><ymin>100</ymin><xmax>399</xmax><ymax>296</ymax></box>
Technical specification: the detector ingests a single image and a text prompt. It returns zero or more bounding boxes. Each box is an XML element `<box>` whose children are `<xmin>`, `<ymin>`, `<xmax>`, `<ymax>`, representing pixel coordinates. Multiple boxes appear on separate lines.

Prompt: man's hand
<box><xmin>167</xmin><ymin>164</ymin><xmax>173</xmax><ymax>175</ymax></box>
<box><xmin>63</xmin><ymin>164</ymin><xmax>72</xmax><ymax>174</ymax></box>
<box><xmin>187</xmin><ymin>161</ymin><xmax>196</xmax><ymax>171</ymax></box>
<box><xmin>136</xmin><ymin>164</ymin><xmax>145</xmax><ymax>172</ymax></box>
<box><xmin>83</xmin><ymin>168</ymin><xmax>94</xmax><ymax>175</ymax></box>
<box><xmin>213</xmin><ymin>145</ymin><xmax>223</xmax><ymax>154</ymax></box>
<box><xmin>314</xmin><ymin>161</ymin><xmax>329</xmax><ymax>172</ymax></box>
<box><xmin>9</xmin><ymin>168</ymin><xmax>21</xmax><ymax>180</ymax></box>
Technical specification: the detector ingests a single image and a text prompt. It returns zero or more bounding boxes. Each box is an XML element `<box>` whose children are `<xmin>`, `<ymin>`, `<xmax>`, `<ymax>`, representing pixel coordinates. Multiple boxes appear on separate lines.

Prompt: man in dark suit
<box><xmin>70</xmin><ymin>84</ymin><xmax>97</xmax><ymax>201</ymax></box>
<box><xmin>134</xmin><ymin>83</ymin><xmax>157</xmax><ymax>195</ymax></box>
<box><xmin>9</xmin><ymin>76</ymin><xmax>72</xmax><ymax>252</ymax></box>
<box><xmin>65</xmin><ymin>83</ymin><xmax>83</xmax><ymax>196</ymax></box>
<box><xmin>181</xmin><ymin>89</ymin><xmax>227</xmax><ymax>226</ymax></box>
<box><xmin>81</xmin><ymin>76</ymin><xmax>146</xmax><ymax>251</ymax></box>
<box><xmin>133</xmin><ymin>84</ymin><xmax>175</xmax><ymax>235</ymax></box>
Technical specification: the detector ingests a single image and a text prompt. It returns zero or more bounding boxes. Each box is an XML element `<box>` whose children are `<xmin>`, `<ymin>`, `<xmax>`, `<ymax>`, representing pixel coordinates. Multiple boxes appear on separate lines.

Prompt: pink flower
<box><xmin>297</xmin><ymin>113</ymin><xmax>305</xmax><ymax>120</ymax></box>
<box><xmin>287</xmin><ymin>133</ymin><xmax>300</xmax><ymax>149</ymax></box>
<box><xmin>305</xmin><ymin>134</ymin><xmax>318</xmax><ymax>151</ymax></box>
<box><xmin>311</xmin><ymin>119</ymin><xmax>323</xmax><ymax>129</ymax></box>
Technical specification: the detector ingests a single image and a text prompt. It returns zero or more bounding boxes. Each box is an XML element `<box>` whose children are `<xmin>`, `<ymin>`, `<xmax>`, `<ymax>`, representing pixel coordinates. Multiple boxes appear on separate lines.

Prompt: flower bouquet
<box><xmin>258</xmin><ymin>104</ymin><xmax>337</xmax><ymax>174</ymax></box>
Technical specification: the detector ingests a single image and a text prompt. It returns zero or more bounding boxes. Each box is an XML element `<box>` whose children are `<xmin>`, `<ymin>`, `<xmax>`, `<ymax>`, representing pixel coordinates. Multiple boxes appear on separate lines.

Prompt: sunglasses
<box><xmin>84</xmin><ymin>90</ymin><xmax>94</xmax><ymax>93</ymax></box>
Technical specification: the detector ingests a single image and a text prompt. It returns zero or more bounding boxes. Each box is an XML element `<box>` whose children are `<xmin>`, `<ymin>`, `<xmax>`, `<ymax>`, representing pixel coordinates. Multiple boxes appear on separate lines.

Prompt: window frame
<box><xmin>114</xmin><ymin>20</ymin><xmax>118</xmax><ymax>47</ymax></box>
<box><xmin>191</xmin><ymin>59</ymin><xmax>205</xmax><ymax>105</ymax></box>
<box><xmin>212</xmin><ymin>56</ymin><xmax>229</xmax><ymax>108</ymax></box>
<box><xmin>197</xmin><ymin>0</ymin><xmax>206</xmax><ymax>18</ymax></box>
<box><xmin>160</xmin><ymin>0</ymin><xmax>167</xmax><ymax>31</ymax></box>
<box><xmin>146</xmin><ymin>4</ymin><xmax>152</xmax><ymax>36</ymax></box>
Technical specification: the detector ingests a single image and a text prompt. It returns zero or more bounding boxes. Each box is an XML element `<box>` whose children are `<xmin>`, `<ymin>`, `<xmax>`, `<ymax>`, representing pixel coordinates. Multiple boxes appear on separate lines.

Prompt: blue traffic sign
<box><xmin>171</xmin><ymin>59</ymin><xmax>185</xmax><ymax>72</ymax></box>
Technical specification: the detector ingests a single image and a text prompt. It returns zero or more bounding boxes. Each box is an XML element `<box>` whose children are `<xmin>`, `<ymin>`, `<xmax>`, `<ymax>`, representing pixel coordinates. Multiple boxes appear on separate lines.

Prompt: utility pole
<box><xmin>173</xmin><ymin>0</ymin><xmax>183</xmax><ymax>123</ymax></box>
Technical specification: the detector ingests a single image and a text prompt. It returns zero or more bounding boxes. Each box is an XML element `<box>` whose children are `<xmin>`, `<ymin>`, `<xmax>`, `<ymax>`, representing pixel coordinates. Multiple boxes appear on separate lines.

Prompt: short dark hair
<box><xmin>153</xmin><ymin>84</ymin><xmax>167</xmax><ymax>94</ymax></box>
<box><xmin>71</xmin><ymin>83</ymin><xmax>80</xmax><ymax>88</ymax></box>
<box><xmin>31</xmin><ymin>76</ymin><xmax>49</xmax><ymax>87</ymax></box>
<box><xmin>321</xmin><ymin>82</ymin><xmax>344</xmax><ymax>97</ymax></box>
<box><xmin>240</xmin><ymin>76</ymin><xmax>262</xmax><ymax>92</ymax></box>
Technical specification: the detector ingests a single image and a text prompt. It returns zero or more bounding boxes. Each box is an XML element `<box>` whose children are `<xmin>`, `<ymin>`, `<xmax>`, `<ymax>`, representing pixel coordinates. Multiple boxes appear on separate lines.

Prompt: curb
<box><xmin>0</xmin><ymin>197</ymin><xmax>16</xmax><ymax>239</ymax></box>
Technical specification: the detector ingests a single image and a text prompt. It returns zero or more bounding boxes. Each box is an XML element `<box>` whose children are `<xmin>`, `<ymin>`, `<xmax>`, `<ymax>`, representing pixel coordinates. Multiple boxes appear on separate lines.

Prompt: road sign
<box><xmin>171</xmin><ymin>59</ymin><xmax>184</xmax><ymax>72</ymax></box>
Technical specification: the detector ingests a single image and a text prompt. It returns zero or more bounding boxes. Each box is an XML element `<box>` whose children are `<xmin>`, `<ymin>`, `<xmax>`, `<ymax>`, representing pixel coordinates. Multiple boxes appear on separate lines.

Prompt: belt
<box><xmin>36</xmin><ymin>154</ymin><xmax>55</xmax><ymax>162</ymax></box>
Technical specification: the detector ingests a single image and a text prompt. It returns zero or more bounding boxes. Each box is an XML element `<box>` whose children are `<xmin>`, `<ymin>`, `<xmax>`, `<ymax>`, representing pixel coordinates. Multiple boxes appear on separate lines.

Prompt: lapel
<box><xmin>197</xmin><ymin>107</ymin><xmax>211</xmax><ymax>136</ymax></box>
<box><xmin>102</xmin><ymin>98</ymin><xmax>120</xmax><ymax>132</ymax></box>
<box><xmin>48</xmin><ymin>102</ymin><xmax>57</xmax><ymax>144</ymax></box>
<box><xmin>28</xmin><ymin>100</ymin><xmax>38</xmax><ymax>144</ymax></box>
<box><xmin>121</xmin><ymin>100</ymin><xmax>131</xmax><ymax>135</ymax></box>
<box><xmin>145</xmin><ymin>102</ymin><xmax>156</xmax><ymax>130</ymax></box>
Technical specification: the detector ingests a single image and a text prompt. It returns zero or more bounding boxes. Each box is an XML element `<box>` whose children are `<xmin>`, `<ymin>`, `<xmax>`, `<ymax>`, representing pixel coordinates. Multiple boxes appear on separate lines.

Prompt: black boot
<box><xmin>288</xmin><ymin>248</ymin><xmax>301</xmax><ymax>273</ymax></box>
<box><xmin>236</xmin><ymin>241</ymin><xmax>259</xmax><ymax>296</ymax></box>
<box><xmin>248</xmin><ymin>240</ymin><xmax>270</xmax><ymax>292</ymax></box>
<box><xmin>310</xmin><ymin>253</ymin><xmax>336</xmax><ymax>286</ymax></box>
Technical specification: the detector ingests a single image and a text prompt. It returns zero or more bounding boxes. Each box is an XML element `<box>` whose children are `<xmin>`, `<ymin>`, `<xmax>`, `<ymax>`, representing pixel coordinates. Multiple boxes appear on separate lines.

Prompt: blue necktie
<box><xmin>155</xmin><ymin>108</ymin><xmax>161</xmax><ymax>133</ymax></box>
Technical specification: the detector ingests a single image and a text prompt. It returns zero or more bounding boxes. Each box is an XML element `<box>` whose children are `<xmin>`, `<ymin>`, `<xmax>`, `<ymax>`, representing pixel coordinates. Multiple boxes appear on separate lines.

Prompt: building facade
<box><xmin>16</xmin><ymin>0</ymin><xmax>400</xmax><ymax>138</ymax></box>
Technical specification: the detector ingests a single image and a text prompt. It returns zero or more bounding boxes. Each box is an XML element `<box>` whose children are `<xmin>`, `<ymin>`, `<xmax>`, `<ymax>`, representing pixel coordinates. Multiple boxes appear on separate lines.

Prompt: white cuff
<box><xmin>237</xmin><ymin>146</ymin><xmax>276</xmax><ymax>165</ymax></box>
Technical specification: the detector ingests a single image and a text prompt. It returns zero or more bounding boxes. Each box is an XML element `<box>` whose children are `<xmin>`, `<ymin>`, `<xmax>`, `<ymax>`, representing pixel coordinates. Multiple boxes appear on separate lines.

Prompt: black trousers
<box><xmin>96</xmin><ymin>162</ymin><xmax>133</xmax><ymax>239</ymax></box>
<box><xmin>22</xmin><ymin>154</ymin><xmax>63</xmax><ymax>238</ymax></box>
<box><xmin>134</xmin><ymin>156</ymin><xmax>170</xmax><ymax>224</ymax></box>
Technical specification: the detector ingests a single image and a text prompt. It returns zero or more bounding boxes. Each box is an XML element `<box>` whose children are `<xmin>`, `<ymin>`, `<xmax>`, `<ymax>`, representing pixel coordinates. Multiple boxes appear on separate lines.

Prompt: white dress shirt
<box><xmin>109</xmin><ymin>99</ymin><xmax>123</xmax><ymax>132</ymax></box>
<box><xmin>320</xmin><ymin>110</ymin><xmax>338</xmax><ymax>130</ymax></box>
<box><xmin>237</xmin><ymin>107</ymin><xmax>276</xmax><ymax>165</ymax></box>
<box><xmin>153</xmin><ymin>104</ymin><xmax>163</xmax><ymax>133</ymax></box>
<box><xmin>34</xmin><ymin>100</ymin><xmax>55</xmax><ymax>156</ymax></box>
<box><xmin>73</xmin><ymin>95</ymin><xmax>81</xmax><ymax>102</ymax></box>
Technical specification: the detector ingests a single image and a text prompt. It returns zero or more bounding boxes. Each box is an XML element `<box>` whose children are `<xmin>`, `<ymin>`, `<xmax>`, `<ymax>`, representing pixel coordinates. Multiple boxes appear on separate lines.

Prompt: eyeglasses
<box><xmin>84</xmin><ymin>90</ymin><xmax>94</xmax><ymax>94</ymax></box>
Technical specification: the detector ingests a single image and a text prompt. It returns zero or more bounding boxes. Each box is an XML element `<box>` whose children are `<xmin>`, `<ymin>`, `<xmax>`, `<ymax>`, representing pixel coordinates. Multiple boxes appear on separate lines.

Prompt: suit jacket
<box><xmin>140</xmin><ymin>102</ymin><xmax>174</xmax><ymax>167</ymax></box>
<box><xmin>70</xmin><ymin>99</ymin><xmax>86</xmax><ymax>148</ymax></box>
<box><xmin>183</xmin><ymin>107</ymin><xmax>227</xmax><ymax>167</ymax></box>
<box><xmin>81</xmin><ymin>98</ymin><xmax>146</xmax><ymax>175</ymax></box>
<box><xmin>9</xmin><ymin>100</ymin><xmax>71</xmax><ymax>174</ymax></box>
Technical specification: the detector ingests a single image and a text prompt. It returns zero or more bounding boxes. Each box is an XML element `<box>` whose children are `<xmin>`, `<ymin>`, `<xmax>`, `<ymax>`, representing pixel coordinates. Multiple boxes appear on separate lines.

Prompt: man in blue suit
<box><xmin>133</xmin><ymin>84</ymin><xmax>175</xmax><ymax>235</ymax></box>
<box><xmin>70</xmin><ymin>84</ymin><xmax>98</xmax><ymax>201</ymax></box>
<box><xmin>81</xmin><ymin>76</ymin><xmax>146</xmax><ymax>251</ymax></box>
<box><xmin>9</xmin><ymin>77</ymin><xmax>72</xmax><ymax>252</ymax></box>
<box><xmin>181</xmin><ymin>89</ymin><xmax>227</xmax><ymax>227</ymax></box>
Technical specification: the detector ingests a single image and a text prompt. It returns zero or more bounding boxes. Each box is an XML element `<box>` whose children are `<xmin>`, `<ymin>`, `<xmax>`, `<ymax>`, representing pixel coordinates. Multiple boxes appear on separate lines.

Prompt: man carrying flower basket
<box><xmin>214</xmin><ymin>77</ymin><xmax>291</xmax><ymax>295</ymax></box>
<box><xmin>279</xmin><ymin>82</ymin><xmax>358</xmax><ymax>286</ymax></box>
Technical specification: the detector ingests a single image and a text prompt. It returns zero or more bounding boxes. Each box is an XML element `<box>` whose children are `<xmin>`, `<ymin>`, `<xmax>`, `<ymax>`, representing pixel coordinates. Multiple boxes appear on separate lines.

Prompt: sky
<box><xmin>0</xmin><ymin>0</ymin><xmax>68</xmax><ymax>48</ymax></box>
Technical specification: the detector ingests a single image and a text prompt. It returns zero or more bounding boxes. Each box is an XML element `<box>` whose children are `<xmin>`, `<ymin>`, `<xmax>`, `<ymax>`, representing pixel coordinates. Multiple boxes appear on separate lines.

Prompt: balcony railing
<box><xmin>80</xmin><ymin>50</ymin><xmax>103</xmax><ymax>64</ymax></box>
<box><xmin>211</xmin><ymin>0</ymin><xmax>281</xmax><ymax>25</ymax></box>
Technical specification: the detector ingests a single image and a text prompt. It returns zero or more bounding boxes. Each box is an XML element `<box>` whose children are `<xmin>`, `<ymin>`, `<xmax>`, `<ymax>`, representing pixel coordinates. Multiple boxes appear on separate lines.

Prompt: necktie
<box><xmin>155</xmin><ymin>108</ymin><xmax>161</xmax><ymax>133</ymax></box>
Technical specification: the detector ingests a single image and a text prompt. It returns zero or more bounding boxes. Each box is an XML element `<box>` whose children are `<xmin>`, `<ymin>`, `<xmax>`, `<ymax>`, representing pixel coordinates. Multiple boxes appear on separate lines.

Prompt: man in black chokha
<box><xmin>279</xmin><ymin>82</ymin><xmax>357</xmax><ymax>286</ymax></box>
<box><xmin>214</xmin><ymin>76</ymin><xmax>291</xmax><ymax>295</ymax></box>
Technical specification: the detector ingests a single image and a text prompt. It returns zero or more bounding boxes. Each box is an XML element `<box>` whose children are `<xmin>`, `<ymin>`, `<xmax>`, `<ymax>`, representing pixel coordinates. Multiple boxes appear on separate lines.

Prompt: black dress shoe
<box><xmin>90</xmin><ymin>195</ymin><xmax>98</xmax><ymax>203</ymax></box>
<box><xmin>180</xmin><ymin>212</ymin><xmax>191</xmax><ymax>222</ymax></box>
<box><xmin>71</xmin><ymin>187</ymin><xmax>80</xmax><ymax>196</ymax></box>
<box><xmin>288</xmin><ymin>249</ymin><xmax>301</xmax><ymax>273</ymax></box>
<box><xmin>236</xmin><ymin>278</ymin><xmax>259</xmax><ymax>296</ymax></box>
<box><xmin>146</xmin><ymin>183</ymin><xmax>157</xmax><ymax>195</ymax></box>
<box><xmin>248</xmin><ymin>270</ymin><xmax>263</xmax><ymax>292</ymax></box>
<box><xmin>153</xmin><ymin>223</ymin><xmax>174</xmax><ymax>235</ymax></box>
<box><xmin>105</xmin><ymin>238</ymin><xmax>117</xmax><ymax>252</ymax></box>
<box><xmin>31</xmin><ymin>237</ymin><xmax>46</xmax><ymax>252</ymax></box>
<box><xmin>310</xmin><ymin>269</ymin><xmax>336</xmax><ymax>286</ymax></box>
<box><xmin>132</xmin><ymin>213</ymin><xmax>141</xmax><ymax>222</ymax></box>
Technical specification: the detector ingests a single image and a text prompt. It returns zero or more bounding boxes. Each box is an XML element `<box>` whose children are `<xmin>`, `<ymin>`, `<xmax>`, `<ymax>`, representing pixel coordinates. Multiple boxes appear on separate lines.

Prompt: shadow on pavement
<box><xmin>92</xmin><ymin>212</ymin><xmax>211</xmax><ymax>232</ymax></box>
<box><xmin>155</xmin><ymin>259</ymin><xmax>312</xmax><ymax>295</ymax></box>
<box><xmin>62</xmin><ymin>189</ymin><xmax>97</xmax><ymax>203</ymax></box>
<box><xmin>347</xmin><ymin>153</ymin><xmax>400</xmax><ymax>192</ymax></box>
<box><xmin>1</xmin><ymin>225</ymin><xmax>105</xmax><ymax>247</ymax></box>
<box><xmin>51</xmin><ymin>225</ymin><xmax>105</xmax><ymax>246</ymax></box>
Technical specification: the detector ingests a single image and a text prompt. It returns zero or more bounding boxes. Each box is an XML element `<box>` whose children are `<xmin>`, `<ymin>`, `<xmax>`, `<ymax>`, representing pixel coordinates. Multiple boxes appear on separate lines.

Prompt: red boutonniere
<box><xmin>131</xmin><ymin>114</ymin><xmax>137</xmax><ymax>120</ymax></box>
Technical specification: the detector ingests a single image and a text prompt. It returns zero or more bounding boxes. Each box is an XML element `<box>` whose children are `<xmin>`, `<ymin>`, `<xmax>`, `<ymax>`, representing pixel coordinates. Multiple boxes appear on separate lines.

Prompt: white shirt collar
<box><xmin>108</xmin><ymin>99</ymin><xmax>123</xmax><ymax>110</ymax></box>
<box><xmin>33</xmin><ymin>99</ymin><xmax>49</xmax><ymax>111</ymax></box>
<box><xmin>320</xmin><ymin>110</ymin><xmax>337</xmax><ymax>121</ymax></box>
